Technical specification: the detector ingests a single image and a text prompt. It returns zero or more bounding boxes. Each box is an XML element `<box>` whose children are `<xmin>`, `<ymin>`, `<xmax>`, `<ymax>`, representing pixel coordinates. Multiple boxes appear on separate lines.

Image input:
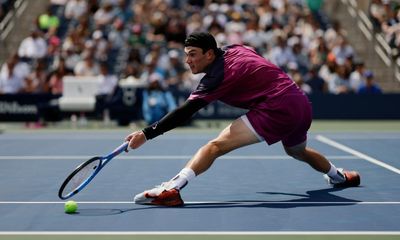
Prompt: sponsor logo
<box><xmin>0</xmin><ymin>101</ymin><xmax>38</xmax><ymax>114</ymax></box>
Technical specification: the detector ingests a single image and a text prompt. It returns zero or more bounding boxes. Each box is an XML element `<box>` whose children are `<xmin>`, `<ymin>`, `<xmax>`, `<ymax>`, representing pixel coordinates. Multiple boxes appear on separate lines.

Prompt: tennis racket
<box><xmin>58</xmin><ymin>142</ymin><xmax>129</xmax><ymax>200</ymax></box>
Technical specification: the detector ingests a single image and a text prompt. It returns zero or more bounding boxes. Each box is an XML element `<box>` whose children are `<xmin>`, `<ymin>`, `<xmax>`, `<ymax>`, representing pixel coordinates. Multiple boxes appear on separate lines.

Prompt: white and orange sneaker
<box><xmin>325</xmin><ymin>168</ymin><xmax>361</xmax><ymax>188</ymax></box>
<box><xmin>134</xmin><ymin>182</ymin><xmax>184</xmax><ymax>206</ymax></box>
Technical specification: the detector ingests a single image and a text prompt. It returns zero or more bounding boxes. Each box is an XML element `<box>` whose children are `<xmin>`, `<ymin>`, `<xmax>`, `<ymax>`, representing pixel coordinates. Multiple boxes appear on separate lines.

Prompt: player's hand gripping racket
<box><xmin>58</xmin><ymin>142</ymin><xmax>129</xmax><ymax>200</ymax></box>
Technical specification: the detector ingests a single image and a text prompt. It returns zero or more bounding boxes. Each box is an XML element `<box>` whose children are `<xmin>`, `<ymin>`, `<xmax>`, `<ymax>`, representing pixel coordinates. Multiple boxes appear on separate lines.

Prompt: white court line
<box><xmin>0</xmin><ymin>231</ymin><xmax>399</xmax><ymax>235</ymax></box>
<box><xmin>0</xmin><ymin>201</ymin><xmax>399</xmax><ymax>205</ymax></box>
<box><xmin>316</xmin><ymin>135</ymin><xmax>400</xmax><ymax>175</ymax></box>
<box><xmin>0</xmin><ymin>155</ymin><xmax>359</xmax><ymax>160</ymax></box>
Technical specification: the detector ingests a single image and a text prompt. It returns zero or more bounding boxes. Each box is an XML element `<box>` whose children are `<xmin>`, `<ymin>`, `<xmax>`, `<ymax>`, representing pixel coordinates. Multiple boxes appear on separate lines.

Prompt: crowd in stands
<box><xmin>0</xmin><ymin>0</ymin><xmax>384</xmax><ymax>98</ymax></box>
<box><xmin>369</xmin><ymin>0</ymin><xmax>400</xmax><ymax>59</ymax></box>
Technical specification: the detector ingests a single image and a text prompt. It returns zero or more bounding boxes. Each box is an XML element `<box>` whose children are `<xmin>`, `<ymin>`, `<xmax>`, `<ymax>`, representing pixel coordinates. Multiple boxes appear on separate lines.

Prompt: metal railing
<box><xmin>0</xmin><ymin>0</ymin><xmax>28</xmax><ymax>41</ymax></box>
<box><xmin>341</xmin><ymin>0</ymin><xmax>400</xmax><ymax>83</ymax></box>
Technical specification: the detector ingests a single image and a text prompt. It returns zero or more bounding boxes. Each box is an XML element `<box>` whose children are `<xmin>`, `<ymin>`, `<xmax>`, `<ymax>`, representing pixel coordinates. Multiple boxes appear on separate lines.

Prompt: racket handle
<box><xmin>106</xmin><ymin>142</ymin><xmax>129</xmax><ymax>159</ymax></box>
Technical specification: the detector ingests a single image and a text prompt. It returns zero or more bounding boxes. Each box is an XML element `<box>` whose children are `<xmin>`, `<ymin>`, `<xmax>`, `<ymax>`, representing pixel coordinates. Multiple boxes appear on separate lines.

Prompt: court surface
<box><xmin>0</xmin><ymin>121</ymin><xmax>399</xmax><ymax>240</ymax></box>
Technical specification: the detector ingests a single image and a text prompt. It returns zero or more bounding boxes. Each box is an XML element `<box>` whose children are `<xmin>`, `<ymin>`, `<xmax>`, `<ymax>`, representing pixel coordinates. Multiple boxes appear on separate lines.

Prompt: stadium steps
<box><xmin>0</xmin><ymin>0</ymin><xmax>49</xmax><ymax>64</ymax></box>
<box><xmin>324</xmin><ymin>0</ymin><xmax>400</xmax><ymax>92</ymax></box>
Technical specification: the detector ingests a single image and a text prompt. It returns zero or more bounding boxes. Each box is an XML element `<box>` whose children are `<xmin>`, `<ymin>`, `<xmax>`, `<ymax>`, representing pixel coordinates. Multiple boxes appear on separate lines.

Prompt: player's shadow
<box><xmin>183</xmin><ymin>187</ymin><xmax>361</xmax><ymax>209</ymax></box>
<box><xmin>72</xmin><ymin>188</ymin><xmax>361</xmax><ymax>215</ymax></box>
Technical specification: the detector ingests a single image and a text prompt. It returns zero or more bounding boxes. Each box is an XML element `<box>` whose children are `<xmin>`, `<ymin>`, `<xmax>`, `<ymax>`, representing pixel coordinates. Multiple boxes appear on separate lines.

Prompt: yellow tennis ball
<box><xmin>64</xmin><ymin>200</ymin><xmax>78</xmax><ymax>214</ymax></box>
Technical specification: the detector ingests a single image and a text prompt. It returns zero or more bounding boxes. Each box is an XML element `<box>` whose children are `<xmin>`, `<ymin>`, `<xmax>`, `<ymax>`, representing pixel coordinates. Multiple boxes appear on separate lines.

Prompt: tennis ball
<box><xmin>64</xmin><ymin>200</ymin><xmax>78</xmax><ymax>214</ymax></box>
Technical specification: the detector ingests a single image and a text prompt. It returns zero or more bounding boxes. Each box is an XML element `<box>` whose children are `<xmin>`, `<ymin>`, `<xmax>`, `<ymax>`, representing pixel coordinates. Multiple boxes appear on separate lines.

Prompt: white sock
<box><xmin>326</xmin><ymin>162</ymin><xmax>345</xmax><ymax>182</ymax></box>
<box><xmin>169</xmin><ymin>168</ymin><xmax>196</xmax><ymax>190</ymax></box>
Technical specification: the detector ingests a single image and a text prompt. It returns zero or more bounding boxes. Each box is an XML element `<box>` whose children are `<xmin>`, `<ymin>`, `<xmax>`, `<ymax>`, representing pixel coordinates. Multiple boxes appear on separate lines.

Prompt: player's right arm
<box><xmin>126</xmin><ymin>98</ymin><xmax>208</xmax><ymax>149</ymax></box>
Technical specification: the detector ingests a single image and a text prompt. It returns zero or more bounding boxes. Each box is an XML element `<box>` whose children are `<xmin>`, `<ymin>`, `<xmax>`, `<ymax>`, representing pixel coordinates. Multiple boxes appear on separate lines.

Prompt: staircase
<box><xmin>324</xmin><ymin>0</ymin><xmax>400</xmax><ymax>92</ymax></box>
<box><xmin>0</xmin><ymin>0</ymin><xmax>49</xmax><ymax>64</ymax></box>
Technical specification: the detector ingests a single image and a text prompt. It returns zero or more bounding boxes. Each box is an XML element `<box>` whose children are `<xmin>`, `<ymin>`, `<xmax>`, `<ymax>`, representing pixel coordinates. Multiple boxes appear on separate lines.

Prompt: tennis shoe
<box><xmin>134</xmin><ymin>182</ymin><xmax>184</xmax><ymax>206</ymax></box>
<box><xmin>324</xmin><ymin>168</ymin><xmax>361</xmax><ymax>188</ymax></box>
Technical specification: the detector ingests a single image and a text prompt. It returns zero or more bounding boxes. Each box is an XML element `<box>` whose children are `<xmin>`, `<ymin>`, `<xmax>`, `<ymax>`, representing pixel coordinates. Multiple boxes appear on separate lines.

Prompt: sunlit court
<box><xmin>1</xmin><ymin>0</ymin><xmax>400</xmax><ymax>239</ymax></box>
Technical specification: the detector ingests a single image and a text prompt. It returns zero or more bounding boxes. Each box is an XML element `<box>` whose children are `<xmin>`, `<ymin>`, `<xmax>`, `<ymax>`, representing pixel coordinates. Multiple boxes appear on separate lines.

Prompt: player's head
<box><xmin>184</xmin><ymin>32</ymin><xmax>218</xmax><ymax>54</ymax></box>
<box><xmin>184</xmin><ymin>32</ymin><xmax>220</xmax><ymax>74</ymax></box>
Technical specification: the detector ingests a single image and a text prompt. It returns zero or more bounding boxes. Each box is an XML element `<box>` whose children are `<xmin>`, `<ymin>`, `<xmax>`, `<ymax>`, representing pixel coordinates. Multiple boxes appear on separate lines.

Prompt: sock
<box><xmin>326</xmin><ymin>162</ymin><xmax>345</xmax><ymax>182</ymax></box>
<box><xmin>169</xmin><ymin>168</ymin><xmax>196</xmax><ymax>190</ymax></box>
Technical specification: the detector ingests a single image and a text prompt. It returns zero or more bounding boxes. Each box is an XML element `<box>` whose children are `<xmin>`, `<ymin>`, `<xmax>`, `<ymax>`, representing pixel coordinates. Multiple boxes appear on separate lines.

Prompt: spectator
<box><xmin>74</xmin><ymin>52</ymin><xmax>100</xmax><ymax>76</ymax></box>
<box><xmin>269</xmin><ymin>35</ymin><xmax>296</xmax><ymax>71</ymax></box>
<box><xmin>382</xmin><ymin>7</ymin><xmax>400</xmax><ymax>50</ymax></box>
<box><xmin>142</xmin><ymin>73</ymin><xmax>177</xmax><ymax>125</ymax></box>
<box><xmin>38</xmin><ymin>6</ymin><xmax>60</xmax><ymax>33</ymax></box>
<box><xmin>23</xmin><ymin>60</ymin><xmax>48</xmax><ymax>93</ymax></box>
<box><xmin>0</xmin><ymin>54</ymin><xmax>30</xmax><ymax>94</ymax></box>
<box><xmin>292</xmin><ymin>42</ymin><xmax>310</xmax><ymax>76</ymax></box>
<box><xmin>358</xmin><ymin>70</ymin><xmax>382</xmax><ymax>94</ymax></box>
<box><xmin>318</xmin><ymin>52</ymin><xmax>337</xmax><ymax>85</ymax></box>
<box><xmin>114</xmin><ymin>0</ymin><xmax>133</xmax><ymax>24</ymax></box>
<box><xmin>93</xmin><ymin>2</ymin><xmax>116</xmax><ymax>28</ymax></box>
<box><xmin>97</xmin><ymin>63</ymin><xmax>118</xmax><ymax>95</ymax></box>
<box><xmin>349</xmin><ymin>60</ymin><xmax>366</xmax><ymax>93</ymax></box>
<box><xmin>305</xmin><ymin>65</ymin><xmax>328</xmax><ymax>94</ymax></box>
<box><xmin>90</xmin><ymin>30</ymin><xmax>110</xmax><ymax>62</ymax></box>
<box><xmin>49</xmin><ymin>0</ymin><xmax>67</xmax><ymax>15</ymax></box>
<box><xmin>331</xmin><ymin>36</ymin><xmax>354</xmax><ymax>65</ymax></box>
<box><xmin>108</xmin><ymin>18</ymin><xmax>130</xmax><ymax>50</ymax></box>
<box><xmin>18</xmin><ymin>29</ymin><xmax>48</xmax><ymax>60</ymax></box>
<box><xmin>165</xmin><ymin>49</ymin><xmax>186</xmax><ymax>91</ymax></box>
<box><xmin>369</xmin><ymin>0</ymin><xmax>387</xmax><ymax>31</ymax></box>
<box><xmin>47</xmin><ymin>58</ymin><xmax>73</xmax><ymax>95</ymax></box>
<box><xmin>328</xmin><ymin>64</ymin><xmax>351</xmax><ymax>94</ymax></box>
<box><xmin>309</xmin><ymin>33</ymin><xmax>329</xmax><ymax>66</ymax></box>
<box><xmin>64</xmin><ymin>0</ymin><xmax>88</xmax><ymax>21</ymax></box>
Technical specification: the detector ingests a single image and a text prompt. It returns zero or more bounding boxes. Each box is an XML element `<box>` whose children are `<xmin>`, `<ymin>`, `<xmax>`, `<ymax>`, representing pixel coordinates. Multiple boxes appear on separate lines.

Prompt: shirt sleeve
<box><xmin>142</xmin><ymin>98</ymin><xmax>208</xmax><ymax>140</ymax></box>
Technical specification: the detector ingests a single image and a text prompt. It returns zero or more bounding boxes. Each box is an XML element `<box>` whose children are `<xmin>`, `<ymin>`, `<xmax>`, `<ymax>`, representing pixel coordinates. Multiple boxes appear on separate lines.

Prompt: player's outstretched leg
<box><xmin>134</xmin><ymin>117</ymin><xmax>261</xmax><ymax>206</ymax></box>
<box><xmin>284</xmin><ymin>143</ymin><xmax>361</xmax><ymax>188</ymax></box>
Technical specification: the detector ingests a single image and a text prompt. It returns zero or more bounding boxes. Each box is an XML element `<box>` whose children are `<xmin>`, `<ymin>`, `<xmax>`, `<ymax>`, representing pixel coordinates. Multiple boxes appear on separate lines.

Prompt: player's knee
<box><xmin>284</xmin><ymin>141</ymin><xmax>307</xmax><ymax>161</ymax></box>
<box><xmin>284</xmin><ymin>148</ymin><xmax>306</xmax><ymax>161</ymax></box>
<box><xmin>205</xmin><ymin>140</ymin><xmax>228</xmax><ymax>157</ymax></box>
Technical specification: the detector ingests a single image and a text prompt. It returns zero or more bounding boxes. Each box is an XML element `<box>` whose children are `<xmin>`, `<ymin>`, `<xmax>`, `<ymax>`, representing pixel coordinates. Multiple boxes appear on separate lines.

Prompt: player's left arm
<box><xmin>126</xmin><ymin>98</ymin><xmax>208</xmax><ymax>149</ymax></box>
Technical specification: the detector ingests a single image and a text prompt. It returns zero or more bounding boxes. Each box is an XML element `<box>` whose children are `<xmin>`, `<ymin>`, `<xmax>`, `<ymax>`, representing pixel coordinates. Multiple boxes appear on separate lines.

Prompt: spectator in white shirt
<box><xmin>331</xmin><ymin>36</ymin><xmax>354</xmax><ymax>65</ymax></box>
<box><xmin>269</xmin><ymin>35</ymin><xmax>296</xmax><ymax>70</ymax></box>
<box><xmin>349</xmin><ymin>60</ymin><xmax>366</xmax><ymax>93</ymax></box>
<box><xmin>64</xmin><ymin>0</ymin><xmax>88</xmax><ymax>21</ymax></box>
<box><xmin>17</xmin><ymin>29</ymin><xmax>47</xmax><ymax>60</ymax></box>
<box><xmin>93</xmin><ymin>3</ymin><xmax>116</xmax><ymax>27</ymax></box>
<box><xmin>0</xmin><ymin>54</ymin><xmax>30</xmax><ymax>94</ymax></box>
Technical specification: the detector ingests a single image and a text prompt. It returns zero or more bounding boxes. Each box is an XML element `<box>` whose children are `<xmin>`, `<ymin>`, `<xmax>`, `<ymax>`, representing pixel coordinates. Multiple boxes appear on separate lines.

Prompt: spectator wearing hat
<box><xmin>357</xmin><ymin>70</ymin><xmax>382</xmax><ymax>94</ymax></box>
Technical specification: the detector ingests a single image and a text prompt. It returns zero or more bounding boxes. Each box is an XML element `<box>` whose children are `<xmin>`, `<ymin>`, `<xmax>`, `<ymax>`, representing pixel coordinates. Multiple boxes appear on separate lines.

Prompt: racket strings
<box><xmin>61</xmin><ymin>159</ymin><xmax>102</xmax><ymax>197</ymax></box>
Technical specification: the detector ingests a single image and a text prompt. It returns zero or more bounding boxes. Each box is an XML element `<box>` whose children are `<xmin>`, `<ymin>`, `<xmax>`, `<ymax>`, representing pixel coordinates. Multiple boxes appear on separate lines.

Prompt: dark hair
<box><xmin>184</xmin><ymin>32</ymin><xmax>218</xmax><ymax>53</ymax></box>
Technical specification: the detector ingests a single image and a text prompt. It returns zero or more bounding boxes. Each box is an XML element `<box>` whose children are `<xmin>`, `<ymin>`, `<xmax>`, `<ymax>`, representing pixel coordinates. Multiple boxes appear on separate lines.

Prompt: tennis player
<box><xmin>125</xmin><ymin>32</ymin><xmax>360</xmax><ymax>206</ymax></box>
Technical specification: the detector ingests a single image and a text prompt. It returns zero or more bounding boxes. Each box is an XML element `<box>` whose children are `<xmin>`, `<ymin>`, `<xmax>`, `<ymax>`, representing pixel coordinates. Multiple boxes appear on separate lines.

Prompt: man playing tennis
<box><xmin>125</xmin><ymin>32</ymin><xmax>360</xmax><ymax>206</ymax></box>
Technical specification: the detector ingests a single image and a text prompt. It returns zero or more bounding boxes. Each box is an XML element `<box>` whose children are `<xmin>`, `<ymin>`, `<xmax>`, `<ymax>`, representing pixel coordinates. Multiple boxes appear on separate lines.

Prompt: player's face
<box><xmin>184</xmin><ymin>47</ymin><xmax>214</xmax><ymax>74</ymax></box>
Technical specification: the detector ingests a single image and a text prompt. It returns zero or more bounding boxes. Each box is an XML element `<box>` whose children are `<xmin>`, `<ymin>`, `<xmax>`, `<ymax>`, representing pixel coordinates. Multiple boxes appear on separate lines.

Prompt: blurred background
<box><xmin>0</xmin><ymin>0</ymin><xmax>399</xmax><ymax>128</ymax></box>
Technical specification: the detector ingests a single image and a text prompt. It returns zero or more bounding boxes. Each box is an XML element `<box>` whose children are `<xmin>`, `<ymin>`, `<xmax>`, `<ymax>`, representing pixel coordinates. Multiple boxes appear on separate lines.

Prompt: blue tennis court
<box><xmin>0</xmin><ymin>121</ymin><xmax>399</xmax><ymax>239</ymax></box>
